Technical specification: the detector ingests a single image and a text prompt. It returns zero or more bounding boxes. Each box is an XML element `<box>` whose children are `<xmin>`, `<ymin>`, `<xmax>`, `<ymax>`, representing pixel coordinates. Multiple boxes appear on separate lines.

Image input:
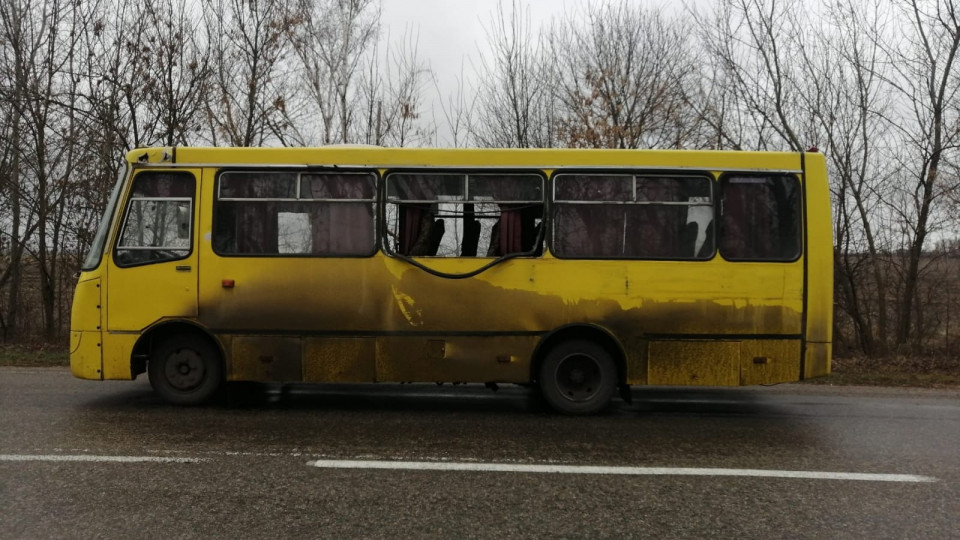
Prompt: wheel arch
<box><xmin>131</xmin><ymin>319</ymin><xmax>224</xmax><ymax>379</ymax></box>
<box><xmin>531</xmin><ymin>323</ymin><xmax>627</xmax><ymax>384</ymax></box>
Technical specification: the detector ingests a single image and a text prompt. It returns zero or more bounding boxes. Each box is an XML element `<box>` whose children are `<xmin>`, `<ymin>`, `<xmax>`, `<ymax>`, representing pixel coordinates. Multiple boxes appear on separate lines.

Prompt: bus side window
<box><xmin>552</xmin><ymin>174</ymin><xmax>713</xmax><ymax>259</ymax></box>
<box><xmin>720</xmin><ymin>175</ymin><xmax>801</xmax><ymax>261</ymax></box>
<box><xmin>115</xmin><ymin>172</ymin><xmax>195</xmax><ymax>266</ymax></box>
<box><xmin>385</xmin><ymin>172</ymin><xmax>544</xmax><ymax>258</ymax></box>
<box><xmin>213</xmin><ymin>171</ymin><xmax>376</xmax><ymax>257</ymax></box>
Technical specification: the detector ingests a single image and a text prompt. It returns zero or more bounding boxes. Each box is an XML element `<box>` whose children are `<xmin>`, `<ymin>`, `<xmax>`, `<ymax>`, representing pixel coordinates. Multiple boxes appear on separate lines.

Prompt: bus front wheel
<box><xmin>539</xmin><ymin>340</ymin><xmax>616</xmax><ymax>415</ymax></box>
<box><xmin>149</xmin><ymin>334</ymin><xmax>223</xmax><ymax>405</ymax></box>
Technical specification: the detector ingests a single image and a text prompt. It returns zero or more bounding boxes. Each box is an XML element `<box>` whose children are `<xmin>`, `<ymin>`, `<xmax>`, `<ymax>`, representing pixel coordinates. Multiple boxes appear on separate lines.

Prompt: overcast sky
<box><xmin>379</xmin><ymin>0</ymin><xmax>580</xmax><ymax>75</ymax></box>
<box><xmin>378</xmin><ymin>0</ymin><xmax>594</xmax><ymax>144</ymax></box>
<box><xmin>378</xmin><ymin>1</ymin><xmax>709</xmax><ymax>145</ymax></box>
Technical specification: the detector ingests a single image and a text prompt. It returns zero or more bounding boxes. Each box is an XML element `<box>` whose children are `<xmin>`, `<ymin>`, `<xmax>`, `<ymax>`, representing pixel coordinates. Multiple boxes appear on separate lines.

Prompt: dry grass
<box><xmin>0</xmin><ymin>344</ymin><xmax>69</xmax><ymax>367</ymax></box>
<box><xmin>807</xmin><ymin>354</ymin><xmax>960</xmax><ymax>388</ymax></box>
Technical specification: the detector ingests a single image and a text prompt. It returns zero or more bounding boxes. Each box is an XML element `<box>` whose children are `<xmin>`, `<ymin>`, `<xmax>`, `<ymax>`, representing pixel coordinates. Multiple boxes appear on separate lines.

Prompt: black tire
<box><xmin>539</xmin><ymin>339</ymin><xmax>617</xmax><ymax>415</ymax></box>
<box><xmin>148</xmin><ymin>334</ymin><xmax>223</xmax><ymax>405</ymax></box>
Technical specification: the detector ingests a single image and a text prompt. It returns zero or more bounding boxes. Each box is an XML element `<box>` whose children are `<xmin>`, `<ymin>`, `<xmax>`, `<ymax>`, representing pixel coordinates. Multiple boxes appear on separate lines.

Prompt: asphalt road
<box><xmin>1</xmin><ymin>367</ymin><xmax>958</xmax><ymax>539</ymax></box>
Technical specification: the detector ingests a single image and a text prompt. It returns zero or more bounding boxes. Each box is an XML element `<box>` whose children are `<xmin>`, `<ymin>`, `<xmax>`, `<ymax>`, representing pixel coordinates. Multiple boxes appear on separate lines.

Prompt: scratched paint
<box><xmin>391</xmin><ymin>285</ymin><xmax>424</xmax><ymax>327</ymax></box>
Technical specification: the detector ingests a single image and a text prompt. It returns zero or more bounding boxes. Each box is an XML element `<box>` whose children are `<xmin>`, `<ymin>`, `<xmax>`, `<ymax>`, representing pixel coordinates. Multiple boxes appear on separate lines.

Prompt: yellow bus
<box><xmin>70</xmin><ymin>146</ymin><xmax>832</xmax><ymax>414</ymax></box>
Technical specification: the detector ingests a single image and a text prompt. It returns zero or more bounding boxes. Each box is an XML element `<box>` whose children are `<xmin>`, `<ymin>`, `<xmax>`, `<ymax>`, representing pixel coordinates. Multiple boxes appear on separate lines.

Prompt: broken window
<box><xmin>115</xmin><ymin>172</ymin><xmax>195</xmax><ymax>266</ymax></box>
<box><xmin>213</xmin><ymin>171</ymin><xmax>376</xmax><ymax>256</ymax></box>
<box><xmin>552</xmin><ymin>174</ymin><xmax>715</xmax><ymax>259</ymax></box>
<box><xmin>385</xmin><ymin>172</ymin><xmax>544</xmax><ymax>257</ymax></box>
<box><xmin>720</xmin><ymin>175</ymin><xmax>801</xmax><ymax>261</ymax></box>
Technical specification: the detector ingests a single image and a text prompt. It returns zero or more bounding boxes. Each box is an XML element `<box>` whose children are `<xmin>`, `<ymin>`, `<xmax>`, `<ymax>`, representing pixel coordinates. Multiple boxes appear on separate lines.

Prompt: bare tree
<box><xmin>291</xmin><ymin>0</ymin><xmax>378</xmax><ymax>144</ymax></box>
<box><xmin>0</xmin><ymin>0</ymin><xmax>35</xmax><ymax>339</ymax></box>
<box><xmin>800</xmin><ymin>1</ymin><xmax>895</xmax><ymax>354</ymax></box>
<box><xmin>203</xmin><ymin>0</ymin><xmax>298</xmax><ymax>146</ymax></box>
<box><xmin>433</xmin><ymin>62</ymin><xmax>475</xmax><ymax>148</ymax></box>
<box><xmin>139</xmin><ymin>0</ymin><xmax>212</xmax><ymax>145</ymax></box>
<box><xmin>691</xmin><ymin>0</ymin><xmax>811</xmax><ymax>151</ymax></box>
<box><xmin>881</xmin><ymin>0</ymin><xmax>960</xmax><ymax>349</ymax></box>
<box><xmin>471</xmin><ymin>0</ymin><xmax>557</xmax><ymax>148</ymax></box>
<box><xmin>357</xmin><ymin>28</ymin><xmax>433</xmax><ymax>147</ymax></box>
<box><xmin>550</xmin><ymin>1</ymin><xmax>693</xmax><ymax>149</ymax></box>
<box><xmin>288</xmin><ymin>0</ymin><xmax>432</xmax><ymax>146</ymax></box>
<box><xmin>0</xmin><ymin>0</ymin><xmax>89</xmax><ymax>339</ymax></box>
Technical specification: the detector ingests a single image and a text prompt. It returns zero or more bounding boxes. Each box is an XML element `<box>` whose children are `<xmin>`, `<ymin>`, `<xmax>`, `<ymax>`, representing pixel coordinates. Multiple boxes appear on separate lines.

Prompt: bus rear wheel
<box><xmin>149</xmin><ymin>334</ymin><xmax>223</xmax><ymax>405</ymax></box>
<box><xmin>539</xmin><ymin>340</ymin><xmax>616</xmax><ymax>415</ymax></box>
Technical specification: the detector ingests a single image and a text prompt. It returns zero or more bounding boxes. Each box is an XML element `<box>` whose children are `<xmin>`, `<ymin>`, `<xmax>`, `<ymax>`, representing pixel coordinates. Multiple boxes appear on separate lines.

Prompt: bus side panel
<box><xmin>739</xmin><ymin>339</ymin><xmax>803</xmax><ymax>385</ymax></box>
<box><xmin>374</xmin><ymin>336</ymin><xmax>535</xmax><ymax>383</ymax></box>
<box><xmin>647</xmin><ymin>341</ymin><xmax>740</xmax><ymax>386</ymax></box>
<box><xmin>229</xmin><ymin>336</ymin><xmax>302</xmax><ymax>382</ymax></box>
<box><xmin>803</xmin><ymin>153</ymin><xmax>833</xmax><ymax>378</ymax></box>
<box><xmin>304</xmin><ymin>337</ymin><xmax>377</xmax><ymax>383</ymax></box>
<box><xmin>645</xmin><ymin>339</ymin><xmax>802</xmax><ymax>386</ymax></box>
<box><xmin>192</xmin><ymin>156</ymin><xmax>813</xmax><ymax>387</ymax></box>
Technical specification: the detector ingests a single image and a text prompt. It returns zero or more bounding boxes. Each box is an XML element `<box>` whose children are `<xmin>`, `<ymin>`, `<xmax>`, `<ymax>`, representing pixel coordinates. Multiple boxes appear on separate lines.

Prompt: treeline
<box><xmin>1</xmin><ymin>0</ymin><xmax>958</xmax><ymax>356</ymax></box>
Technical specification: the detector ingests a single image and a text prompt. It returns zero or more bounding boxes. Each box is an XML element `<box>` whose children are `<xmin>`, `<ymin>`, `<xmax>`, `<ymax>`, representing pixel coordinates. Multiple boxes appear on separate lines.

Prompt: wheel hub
<box><xmin>165</xmin><ymin>349</ymin><xmax>205</xmax><ymax>391</ymax></box>
<box><xmin>555</xmin><ymin>353</ymin><xmax>603</xmax><ymax>402</ymax></box>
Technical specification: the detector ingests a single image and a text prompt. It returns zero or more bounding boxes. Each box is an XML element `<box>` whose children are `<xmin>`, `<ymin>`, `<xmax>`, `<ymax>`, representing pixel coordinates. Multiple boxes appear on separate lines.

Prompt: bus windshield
<box><xmin>81</xmin><ymin>169</ymin><xmax>126</xmax><ymax>271</ymax></box>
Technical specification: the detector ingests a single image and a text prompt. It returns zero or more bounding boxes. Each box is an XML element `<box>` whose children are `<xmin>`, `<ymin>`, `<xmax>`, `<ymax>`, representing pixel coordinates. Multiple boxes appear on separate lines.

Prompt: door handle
<box><xmin>175</xmin><ymin>265</ymin><xmax>192</xmax><ymax>272</ymax></box>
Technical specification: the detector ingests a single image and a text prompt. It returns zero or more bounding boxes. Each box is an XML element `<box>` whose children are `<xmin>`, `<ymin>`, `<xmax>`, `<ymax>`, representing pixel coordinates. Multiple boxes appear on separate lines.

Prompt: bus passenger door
<box><xmin>106</xmin><ymin>170</ymin><xmax>200</xmax><ymax>335</ymax></box>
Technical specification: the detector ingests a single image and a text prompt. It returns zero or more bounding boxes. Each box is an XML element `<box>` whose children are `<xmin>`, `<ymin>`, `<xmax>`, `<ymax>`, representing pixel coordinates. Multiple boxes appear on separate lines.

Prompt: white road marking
<box><xmin>305</xmin><ymin>459</ymin><xmax>937</xmax><ymax>483</ymax></box>
<box><xmin>0</xmin><ymin>454</ymin><xmax>204</xmax><ymax>463</ymax></box>
<box><xmin>0</xmin><ymin>453</ymin><xmax>938</xmax><ymax>483</ymax></box>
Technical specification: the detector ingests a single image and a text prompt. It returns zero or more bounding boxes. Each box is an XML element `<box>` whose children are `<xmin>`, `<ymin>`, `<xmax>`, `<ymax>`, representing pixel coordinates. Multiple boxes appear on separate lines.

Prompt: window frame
<box><xmin>211</xmin><ymin>167</ymin><xmax>380</xmax><ymax>258</ymax></box>
<box><xmin>549</xmin><ymin>170</ymin><xmax>717</xmax><ymax>261</ymax></box>
<box><xmin>112</xmin><ymin>170</ymin><xmax>196</xmax><ymax>268</ymax></box>
<box><xmin>717</xmin><ymin>172</ymin><xmax>804</xmax><ymax>263</ymax></box>
<box><xmin>381</xmin><ymin>168</ymin><xmax>548</xmax><ymax>259</ymax></box>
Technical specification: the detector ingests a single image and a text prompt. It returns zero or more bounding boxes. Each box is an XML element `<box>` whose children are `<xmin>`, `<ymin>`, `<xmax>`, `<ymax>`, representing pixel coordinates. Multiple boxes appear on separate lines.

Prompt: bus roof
<box><xmin>126</xmin><ymin>146</ymin><xmax>809</xmax><ymax>173</ymax></box>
